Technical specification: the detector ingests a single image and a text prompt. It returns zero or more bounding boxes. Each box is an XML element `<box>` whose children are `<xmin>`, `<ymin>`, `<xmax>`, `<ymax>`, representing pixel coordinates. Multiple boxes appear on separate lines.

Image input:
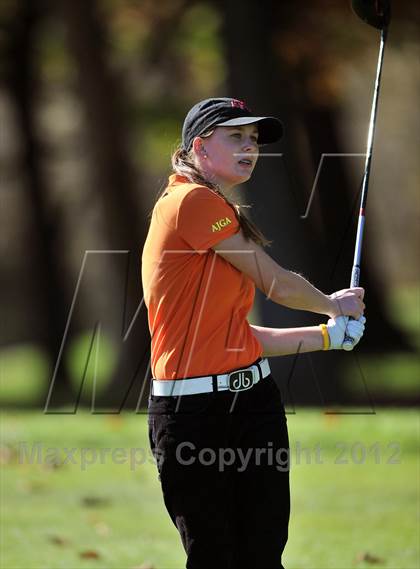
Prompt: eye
<box><xmin>231</xmin><ymin>132</ymin><xmax>241</xmax><ymax>138</ymax></box>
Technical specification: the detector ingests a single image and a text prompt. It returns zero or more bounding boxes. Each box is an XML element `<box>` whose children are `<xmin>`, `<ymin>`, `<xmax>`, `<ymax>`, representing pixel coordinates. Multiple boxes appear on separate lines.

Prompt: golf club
<box><xmin>343</xmin><ymin>0</ymin><xmax>391</xmax><ymax>350</ymax></box>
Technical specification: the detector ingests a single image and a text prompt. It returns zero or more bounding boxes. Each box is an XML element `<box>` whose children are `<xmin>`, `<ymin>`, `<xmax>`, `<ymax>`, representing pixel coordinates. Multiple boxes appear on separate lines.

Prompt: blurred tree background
<box><xmin>1</xmin><ymin>0</ymin><xmax>419</xmax><ymax>410</ymax></box>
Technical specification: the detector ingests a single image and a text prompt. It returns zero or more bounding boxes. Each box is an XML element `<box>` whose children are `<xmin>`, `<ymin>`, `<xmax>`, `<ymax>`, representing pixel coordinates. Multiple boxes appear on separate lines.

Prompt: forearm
<box><xmin>213</xmin><ymin>232</ymin><xmax>363</xmax><ymax>318</ymax></box>
<box><xmin>274</xmin><ymin>269</ymin><xmax>334</xmax><ymax>317</ymax></box>
<box><xmin>250</xmin><ymin>324</ymin><xmax>324</xmax><ymax>357</ymax></box>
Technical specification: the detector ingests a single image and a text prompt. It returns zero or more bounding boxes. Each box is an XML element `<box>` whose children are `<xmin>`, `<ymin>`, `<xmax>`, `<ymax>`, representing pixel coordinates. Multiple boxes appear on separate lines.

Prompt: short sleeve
<box><xmin>176</xmin><ymin>187</ymin><xmax>240</xmax><ymax>251</ymax></box>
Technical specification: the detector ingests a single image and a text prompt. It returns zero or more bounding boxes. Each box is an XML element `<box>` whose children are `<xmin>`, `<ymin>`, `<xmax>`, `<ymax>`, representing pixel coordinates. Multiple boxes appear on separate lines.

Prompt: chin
<box><xmin>238</xmin><ymin>173</ymin><xmax>252</xmax><ymax>183</ymax></box>
<box><xmin>221</xmin><ymin>172</ymin><xmax>251</xmax><ymax>189</ymax></box>
<box><xmin>228</xmin><ymin>177</ymin><xmax>248</xmax><ymax>188</ymax></box>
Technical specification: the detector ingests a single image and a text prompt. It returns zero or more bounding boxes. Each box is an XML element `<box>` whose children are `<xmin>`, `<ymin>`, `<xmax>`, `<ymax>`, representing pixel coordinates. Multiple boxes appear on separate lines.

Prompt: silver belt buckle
<box><xmin>228</xmin><ymin>365</ymin><xmax>257</xmax><ymax>392</ymax></box>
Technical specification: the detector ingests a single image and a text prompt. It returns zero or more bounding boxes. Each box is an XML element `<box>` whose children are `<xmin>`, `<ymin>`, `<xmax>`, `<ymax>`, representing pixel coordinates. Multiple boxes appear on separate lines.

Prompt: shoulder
<box><xmin>176</xmin><ymin>182</ymin><xmax>220</xmax><ymax>199</ymax></box>
<box><xmin>174</xmin><ymin>184</ymin><xmax>239</xmax><ymax>249</ymax></box>
<box><xmin>178</xmin><ymin>185</ymin><xmax>234</xmax><ymax>213</ymax></box>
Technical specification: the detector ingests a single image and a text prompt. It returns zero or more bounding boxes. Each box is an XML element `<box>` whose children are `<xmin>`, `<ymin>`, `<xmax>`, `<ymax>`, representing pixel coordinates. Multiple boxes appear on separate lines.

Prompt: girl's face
<box><xmin>193</xmin><ymin>124</ymin><xmax>259</xmax><ymax>191</ymax></box>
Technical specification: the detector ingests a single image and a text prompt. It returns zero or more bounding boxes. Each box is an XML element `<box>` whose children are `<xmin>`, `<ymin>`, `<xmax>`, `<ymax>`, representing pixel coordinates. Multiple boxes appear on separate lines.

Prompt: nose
<box><xmin>242</xmin><ymin>137</ymin><xmax>258</xmax><ymax>152</ymax></box>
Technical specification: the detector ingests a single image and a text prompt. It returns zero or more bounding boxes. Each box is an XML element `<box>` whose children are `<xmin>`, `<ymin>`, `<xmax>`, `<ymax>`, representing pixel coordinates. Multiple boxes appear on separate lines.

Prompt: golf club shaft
<box><xmin>350</xmin><ymin>27</ymin><xmax>388</xmax><ymax>287</ymax></box>
<box><xmin>343</xmin><ymin>27</ymin><xmax>388</xmax><ymax>348</ymax></box>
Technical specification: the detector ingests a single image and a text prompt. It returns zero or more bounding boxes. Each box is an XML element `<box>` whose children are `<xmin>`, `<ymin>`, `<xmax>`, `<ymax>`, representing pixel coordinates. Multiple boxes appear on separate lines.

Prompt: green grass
<box><xmin>343</xmin><ymin>285</ymin><xmax>420</xmax><ymax>397</ymax></box>
<box><xmin>285</xmin><ymin>410</ymin><xmax>419</xmax><ymax>569</ymax></box>
<box><xmin>1</xmin><ymin>409</ymin><xmax>418</xmax><ymax>569</ymax></box>
<box><xmin>1</xmin><ymin>410</ymin><xmax>185</xmax><ymax>569</ymax></box>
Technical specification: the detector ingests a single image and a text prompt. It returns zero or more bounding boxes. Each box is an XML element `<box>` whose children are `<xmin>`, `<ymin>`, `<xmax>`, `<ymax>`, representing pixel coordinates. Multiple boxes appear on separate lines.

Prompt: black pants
<box><xmin>148</xmin><ymin>369</ymin><xmax>290</xmax><ymax>569</ymax></box>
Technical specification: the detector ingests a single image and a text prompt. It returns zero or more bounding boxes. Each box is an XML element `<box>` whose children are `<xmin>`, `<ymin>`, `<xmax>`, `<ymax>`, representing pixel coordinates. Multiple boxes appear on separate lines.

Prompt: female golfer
<box><xmin>142</xmin><ymin>97</ymin><xmax>366</xmax><ymax>569</ymax></box>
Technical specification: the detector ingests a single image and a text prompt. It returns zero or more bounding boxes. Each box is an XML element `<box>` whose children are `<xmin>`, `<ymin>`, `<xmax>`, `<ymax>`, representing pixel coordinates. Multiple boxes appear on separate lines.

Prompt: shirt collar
<box><xmin>168</xmin><ymin>173</ymin><xmax>189</xmax><ymax>187</ymax></box>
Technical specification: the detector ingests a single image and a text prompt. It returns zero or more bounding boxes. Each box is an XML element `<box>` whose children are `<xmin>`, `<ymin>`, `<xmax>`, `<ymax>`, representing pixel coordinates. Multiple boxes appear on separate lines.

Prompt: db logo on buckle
<box><xmin>228</xmin><ymin>369</ymin><xmax>254</xmax><ymax>392</ymax></box>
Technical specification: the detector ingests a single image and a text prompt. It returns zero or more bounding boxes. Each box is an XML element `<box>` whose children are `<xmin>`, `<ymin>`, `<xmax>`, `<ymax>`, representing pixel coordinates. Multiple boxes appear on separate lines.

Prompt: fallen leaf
<box><xmin>47</xmin><ymin>534</ymin><xmax>70</xmax><ymax>546</ymax></box>
<box><xmin>355</xmin><ymin>551</ymin><xmax>385</xmax><ymax>564</ymax></box>
<box><xmin>43</xmin><ymin>459</ymin><xmax>65</xmax><ymax>470</ymax></box>
<box><xmin>94</xmin><ymin>522</ymin><xmax>111</xmax><ymax>536</ymax></box>
<box><xmin>79</xmin><ymin>550</ymin><xmax>101</xmax><ymax>560</ymax></box>
<box><xmin>0</xmin><ymin>446</ymin><xmax>14</xmax><ymax>464</ymax></box>
<box><xmin>81</xmin><ymin>495</ymin><xmax>111</xmax><ymax>508</ymax></box>
<box><xmin>19</xmin><ymin>479</ymin><xmax>48</xmax><ymax>493</ymax></box>
<box><xmin>106</xmin><ymin>416</ymin><xmax>124</xmax><ymax>430</ymax></box>
<box><xmin>323</xmin><ymin>413</ymin><xmax>340</xmax><ymax>428</ymax></box>
<box><xmin>85</xmin><ymin>513</ymin><xmax>101</xmax><ymax>524</ymax></box>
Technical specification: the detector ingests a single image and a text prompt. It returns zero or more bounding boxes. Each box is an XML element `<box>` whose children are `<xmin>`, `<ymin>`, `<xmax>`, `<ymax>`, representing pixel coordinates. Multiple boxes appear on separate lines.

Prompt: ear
<box><xmin>192</xmin><ymin>137</ymin><xmax>206</xmax><ymax>156</ymax></box>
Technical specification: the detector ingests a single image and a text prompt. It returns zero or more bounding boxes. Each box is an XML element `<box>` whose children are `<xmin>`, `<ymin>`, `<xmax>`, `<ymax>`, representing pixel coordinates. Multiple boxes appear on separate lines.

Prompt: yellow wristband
<box><xmin>319</xmin><ymin>324</ymin><xmax>330</xmax><ymax>351</ymax></box>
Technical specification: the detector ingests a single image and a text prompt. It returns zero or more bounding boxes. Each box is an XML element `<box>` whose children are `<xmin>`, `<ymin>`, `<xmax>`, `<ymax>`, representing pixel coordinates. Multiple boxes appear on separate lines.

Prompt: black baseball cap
<box><xmin>181</xmin><ymin>97</ymin><xmax>283</xmax><ymax>152</ymax></box>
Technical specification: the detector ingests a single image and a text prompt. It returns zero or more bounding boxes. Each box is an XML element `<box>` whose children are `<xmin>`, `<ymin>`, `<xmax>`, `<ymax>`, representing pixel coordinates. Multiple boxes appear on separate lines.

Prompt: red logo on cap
<box><xmin>231</xmin><ymin>99</ymin><xmax>250</xmax><ymax>111</ymax></box>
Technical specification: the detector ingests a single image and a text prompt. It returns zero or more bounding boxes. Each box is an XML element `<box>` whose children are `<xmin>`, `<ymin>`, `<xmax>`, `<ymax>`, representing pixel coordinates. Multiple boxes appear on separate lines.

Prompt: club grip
<box><xmin>342</xmin><ymin>321</ymin><xmax>355</xmax><ymax>351</ymax></box>
<box><xmin>342</xmin><ymin>264</ymin><xmax>361</xmax><ymax>349</ymax></box>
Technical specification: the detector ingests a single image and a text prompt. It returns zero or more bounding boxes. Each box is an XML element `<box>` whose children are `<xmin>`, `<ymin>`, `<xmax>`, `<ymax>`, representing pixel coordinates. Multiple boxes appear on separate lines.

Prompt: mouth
<box><xmin>237</xmin><ymin>158</ymin><xmax>253</xmax><ymax>168</ymax></box>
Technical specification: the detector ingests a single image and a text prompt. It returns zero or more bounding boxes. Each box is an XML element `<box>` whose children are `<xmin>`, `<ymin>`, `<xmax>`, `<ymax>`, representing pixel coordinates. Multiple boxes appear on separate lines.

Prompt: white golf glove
<box><xmin>325</xmin><ymin>315</ymin><xmax>366</xmax><ymax>350</ymax></box>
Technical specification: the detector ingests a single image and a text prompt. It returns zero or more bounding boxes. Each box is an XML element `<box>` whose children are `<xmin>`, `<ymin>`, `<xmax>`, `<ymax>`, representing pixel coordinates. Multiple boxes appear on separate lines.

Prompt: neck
<box><xmin>196</xmin><ymin>164</ymin><xmax>235</xmax><ymax>194</ymax></box>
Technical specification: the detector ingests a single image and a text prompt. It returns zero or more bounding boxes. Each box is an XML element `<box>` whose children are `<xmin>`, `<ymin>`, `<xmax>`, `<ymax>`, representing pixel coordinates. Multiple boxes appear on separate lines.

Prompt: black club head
<box><xmin>351</xmin><ymin>0</ymin><xmax>391</xmax><ymax>30</ymax></box>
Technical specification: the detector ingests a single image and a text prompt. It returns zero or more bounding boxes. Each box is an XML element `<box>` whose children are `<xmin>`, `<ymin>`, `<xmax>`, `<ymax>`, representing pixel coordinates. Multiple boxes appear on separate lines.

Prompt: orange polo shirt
<box><xmin>141</xmin><ymin>173</ymin><xmax>262</xmax><ymax>379</ymax></box>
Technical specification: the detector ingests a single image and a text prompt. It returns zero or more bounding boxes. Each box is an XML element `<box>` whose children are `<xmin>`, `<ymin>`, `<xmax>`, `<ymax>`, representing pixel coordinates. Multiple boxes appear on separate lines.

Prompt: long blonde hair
<box><xmin>152</xmin><ymin>134</ymin><xmax>272</xmax><ymax>248</ymax></box>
